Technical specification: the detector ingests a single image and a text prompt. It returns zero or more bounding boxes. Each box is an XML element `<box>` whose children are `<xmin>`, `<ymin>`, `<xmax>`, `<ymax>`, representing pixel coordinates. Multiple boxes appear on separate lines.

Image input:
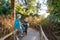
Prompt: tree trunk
<box><xmin>11</xmin><ymin>1</ymin><xmax>16</xmax><ymax>39</ymax></box>
<box><xmin>11</xmin><ymin>0</ymin><xmax>16</xmax><ymax>20</ymax></box>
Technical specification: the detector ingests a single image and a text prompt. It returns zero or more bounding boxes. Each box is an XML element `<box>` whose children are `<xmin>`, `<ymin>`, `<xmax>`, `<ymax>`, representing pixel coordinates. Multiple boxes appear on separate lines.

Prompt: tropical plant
<box><xmin>16</xmin><ymin>0</ymin><xmax>38</xmax><ymax>15</ymax></box>
<box><xmin>0</xmin><ymin>0</ymin><xmax>11</xmax><ymax>15</ymax></box>
<box><xmin>47</xmin><ymin>0</ymin><xmax>60</xmax><ymax>23</ymax></box>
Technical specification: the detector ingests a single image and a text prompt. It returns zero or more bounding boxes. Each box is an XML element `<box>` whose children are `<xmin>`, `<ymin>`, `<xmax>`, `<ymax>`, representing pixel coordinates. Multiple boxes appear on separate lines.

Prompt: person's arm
<box><xmin>27</xmin><ymin>23</ymin><xmax>29</xmax><ymax>27</ymax></box>
<box><xmin>19</xmin><ymin>22</ymin><xmax>22</xmax><ymax>29</ymax></box>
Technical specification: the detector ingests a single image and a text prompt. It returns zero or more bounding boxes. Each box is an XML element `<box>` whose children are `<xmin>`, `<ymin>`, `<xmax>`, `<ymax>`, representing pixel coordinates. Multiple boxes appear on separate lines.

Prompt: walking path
<box><xmin>22</xmin><ymin>28</ymin><xmax>40</xmax><ymax>40</ymax></box>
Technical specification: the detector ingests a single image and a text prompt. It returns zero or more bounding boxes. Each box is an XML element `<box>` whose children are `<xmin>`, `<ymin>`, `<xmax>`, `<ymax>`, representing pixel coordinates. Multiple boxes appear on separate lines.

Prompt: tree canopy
<box><xmin>16</xmin><ymin>0</ymin><xmax>38</xmax><ymax>15</ymax></box>
<box><xmin>0</xmin><ymin>0</ymin><xmax>11</xmax><ymax>15</ymax></box>
<box><xmin>47</xmin><ymin>0</ymin><xmax>60</xmax><ymax>23</ymax></box>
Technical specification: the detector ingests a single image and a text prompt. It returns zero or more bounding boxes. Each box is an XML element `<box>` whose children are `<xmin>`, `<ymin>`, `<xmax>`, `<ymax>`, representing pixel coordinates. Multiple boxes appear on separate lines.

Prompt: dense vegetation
<box><xmin>0</xmin><ymin>0</ymin><xmax>40</xmax><ymax>39</ymax></box>
<box><xmin>0</xmin><ymin>0</ymin><xmax>60</xmax><ymax>40</ymax></box>
<box><xmin>41</xmin><ymin>0</ymin><xmax>60</xmax><ymax>40</ymax></box>
<box><xmin>0</xmin><ymin>0</ymin><xmax>11</xmax><ymax>15</ymax></box>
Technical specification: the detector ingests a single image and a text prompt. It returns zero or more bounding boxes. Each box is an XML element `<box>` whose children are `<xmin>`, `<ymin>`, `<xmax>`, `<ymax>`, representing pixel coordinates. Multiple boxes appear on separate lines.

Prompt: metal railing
<box><xmin>0</xmin><ymin>29</ymin><xmax>18</xmax><ymax>40</ymax></box>
<box><xmin>40</xmin><ymin>25</ymin><xmax>48</xmax><ymax>40</ymax></box>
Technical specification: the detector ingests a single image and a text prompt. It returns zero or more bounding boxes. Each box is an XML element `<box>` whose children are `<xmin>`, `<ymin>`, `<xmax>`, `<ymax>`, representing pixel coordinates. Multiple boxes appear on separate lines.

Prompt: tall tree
<box><xmin>11</xmin><ymin>0</ymin><xmax>16</xmax><ymax>20</ymax></box>
<box><xmin>16</xmin><ymin>0</ymin><xmax>38</xmax><ymax>15</ymax></box>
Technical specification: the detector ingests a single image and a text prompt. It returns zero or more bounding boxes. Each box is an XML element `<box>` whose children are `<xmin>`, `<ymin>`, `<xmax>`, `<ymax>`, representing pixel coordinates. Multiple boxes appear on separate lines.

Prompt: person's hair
<box><xmin>17</xmin><ymin>14</ymin><xmax>21</xmax><ymax>17</ymax></box>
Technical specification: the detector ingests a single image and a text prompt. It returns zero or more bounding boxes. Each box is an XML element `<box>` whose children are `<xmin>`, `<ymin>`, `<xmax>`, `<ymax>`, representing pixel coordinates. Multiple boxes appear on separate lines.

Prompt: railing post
<box><xmin>14</xmin><ymin>30</ymin><xmax>16</xmax><ymax>40</ymax></box>
<box><xmin>40</xmin><ymin>25</ymin><xmax>48</xmax><ymax>40</ymax></box>
<box><xmin>0</xmin><ymin>29</ymin><xmax>18</xmax><ymax>40</ymax></box>
<box><xmin>40</xmin><ymin>25</ymin><xmax>43</xmax><ymax>40</ymax></box>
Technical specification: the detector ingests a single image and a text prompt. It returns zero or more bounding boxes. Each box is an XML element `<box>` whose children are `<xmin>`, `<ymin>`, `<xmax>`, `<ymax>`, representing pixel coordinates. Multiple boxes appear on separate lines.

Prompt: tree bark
<box><xmin>11</xmin><ymin>0</ymin><xmax>16</xmax><ymax>20</ymax></box>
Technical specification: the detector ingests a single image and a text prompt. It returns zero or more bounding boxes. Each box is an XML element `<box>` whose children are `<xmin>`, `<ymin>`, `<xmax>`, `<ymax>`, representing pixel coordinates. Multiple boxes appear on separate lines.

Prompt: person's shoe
<box><xmin>16</xmin><ymin>36</ymin><xmax>19</xmax><ymax>40</ymax></box>
<box><xmin>21</xmin><ymin>34</ymin><xmax>24</xmax><ymax>37</ymax></box>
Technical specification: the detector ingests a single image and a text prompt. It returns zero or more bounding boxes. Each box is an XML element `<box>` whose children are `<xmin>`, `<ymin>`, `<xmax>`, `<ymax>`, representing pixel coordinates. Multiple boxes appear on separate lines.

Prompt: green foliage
<box><xmin>16</xmin><ymin>0</ymin><xmax>38</xmax><ymax>16</ymax></box>
<box><xmin>0</xmin><ymin>0</ymin><xmax>11</xmax><ymax>15</ymax></box>
<box><xmin>16</xmin><ymin>4</ymin><xmax>25</xmax><ymax>14</ymax></box>
<box><xmin>47</xmin><ymin>0</ymin><xmax>60</xmax><ymax>38</ymax></box>
<box><xmin>47</xmin><ymin>0</ymin><xmax>60</xmax><ymax>23</ymax></box>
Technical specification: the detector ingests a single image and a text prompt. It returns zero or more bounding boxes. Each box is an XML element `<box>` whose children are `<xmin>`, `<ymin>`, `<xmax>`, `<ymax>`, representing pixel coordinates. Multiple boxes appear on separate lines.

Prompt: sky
<box><xmin>37</xmin><ymin>0</ymin><xmax>48</xmax><ymax>14</ymax></box>
<box><xmin>37</xmin><ymin>0</ymin><xmax>50</xmax><ymax>18</ymax></box>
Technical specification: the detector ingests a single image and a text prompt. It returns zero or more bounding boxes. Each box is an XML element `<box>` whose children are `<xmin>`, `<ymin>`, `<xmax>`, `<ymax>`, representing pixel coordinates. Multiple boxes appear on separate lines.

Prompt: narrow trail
<box><xmin>22</xmin><ymin>28</ymin><xmax>40</xmax><ymax>40</ymax></box>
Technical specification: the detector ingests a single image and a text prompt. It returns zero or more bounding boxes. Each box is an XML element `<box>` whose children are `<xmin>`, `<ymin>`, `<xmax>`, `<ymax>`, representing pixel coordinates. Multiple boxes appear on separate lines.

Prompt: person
<box><xmin>23</xmin><ymin>18</ymin><xmax>29</xmax><ymax>35</ymax></box>
<box><xmin>14</xmin><ymin>14</ymin><xmax>23</xmax><ymax>40</ymax></box>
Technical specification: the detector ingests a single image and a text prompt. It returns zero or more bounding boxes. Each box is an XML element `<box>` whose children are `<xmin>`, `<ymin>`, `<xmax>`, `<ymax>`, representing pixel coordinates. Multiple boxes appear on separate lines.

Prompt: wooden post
<box><xmin>40</xmin><ymin>25</ymin><xmax>43</xmax><ymax>40</ymax></box>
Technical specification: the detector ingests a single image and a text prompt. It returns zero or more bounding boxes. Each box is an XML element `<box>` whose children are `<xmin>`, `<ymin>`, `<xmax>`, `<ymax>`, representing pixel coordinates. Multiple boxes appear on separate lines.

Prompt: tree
<box><xmin>47</xmin><ymin>0</ymin><xmax>60</xmax><ymax>23</ymax></box>
<box><xmin>11</xmin><ymin>0</ymin><xmax>16</xmax><ymax>19</ymax></box>
<box><xmin>46</xmin><ymin>0</ymin><xmax>60</xmax><ymax>39</ymax></box>
<box><xmin>0</xmin><ymin>0</ymin><xmax>11</xmax><ymax>15</ymax></box>
<box><xmin>16</xmin><ymin>0</ymin><xmax>38</xmax><ymax>15</ymax></box>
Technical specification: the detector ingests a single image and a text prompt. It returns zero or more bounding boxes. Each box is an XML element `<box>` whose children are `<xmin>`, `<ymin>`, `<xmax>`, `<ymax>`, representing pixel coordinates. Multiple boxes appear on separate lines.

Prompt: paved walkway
<box><xmin>22</xmin><ymin>28</ymin><xmax>40</xmax><ymax>40</ymax></box>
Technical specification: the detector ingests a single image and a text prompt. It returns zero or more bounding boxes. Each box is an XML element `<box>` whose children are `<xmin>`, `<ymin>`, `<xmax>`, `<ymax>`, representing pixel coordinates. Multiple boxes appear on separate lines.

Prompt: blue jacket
<box><xmin>14</xmin><ymin>18</ymin><xmax>21</xmax><ymax>30</ymax></box>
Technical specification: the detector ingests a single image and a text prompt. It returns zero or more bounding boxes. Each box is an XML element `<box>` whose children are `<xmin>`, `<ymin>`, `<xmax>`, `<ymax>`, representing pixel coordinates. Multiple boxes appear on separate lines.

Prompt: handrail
<box><xmin>40</xmin><ymin>25</ymin><xmax>48</xmax><ymax>40</ymax></box>
<box><xmin>0</xmin><ymin>25</ymin><xmax>48</xmax><ymax>40</ymax></box>
<box><xmin>0</xmin><ymin>29</ymin><xmax>18</xmax><ymax>40</ymax></box>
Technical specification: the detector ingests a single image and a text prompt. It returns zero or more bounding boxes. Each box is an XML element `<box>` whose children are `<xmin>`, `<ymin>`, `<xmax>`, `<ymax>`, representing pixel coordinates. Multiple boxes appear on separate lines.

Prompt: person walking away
<box><xmin>23</xmin><ymin>18</ymin><xmax>29</xmax><ymax>35</ymax></box>
<box><xmin>14</xmin><ymin>14</ymin><xmax>23</xmax><ymax>40</ymax></box>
